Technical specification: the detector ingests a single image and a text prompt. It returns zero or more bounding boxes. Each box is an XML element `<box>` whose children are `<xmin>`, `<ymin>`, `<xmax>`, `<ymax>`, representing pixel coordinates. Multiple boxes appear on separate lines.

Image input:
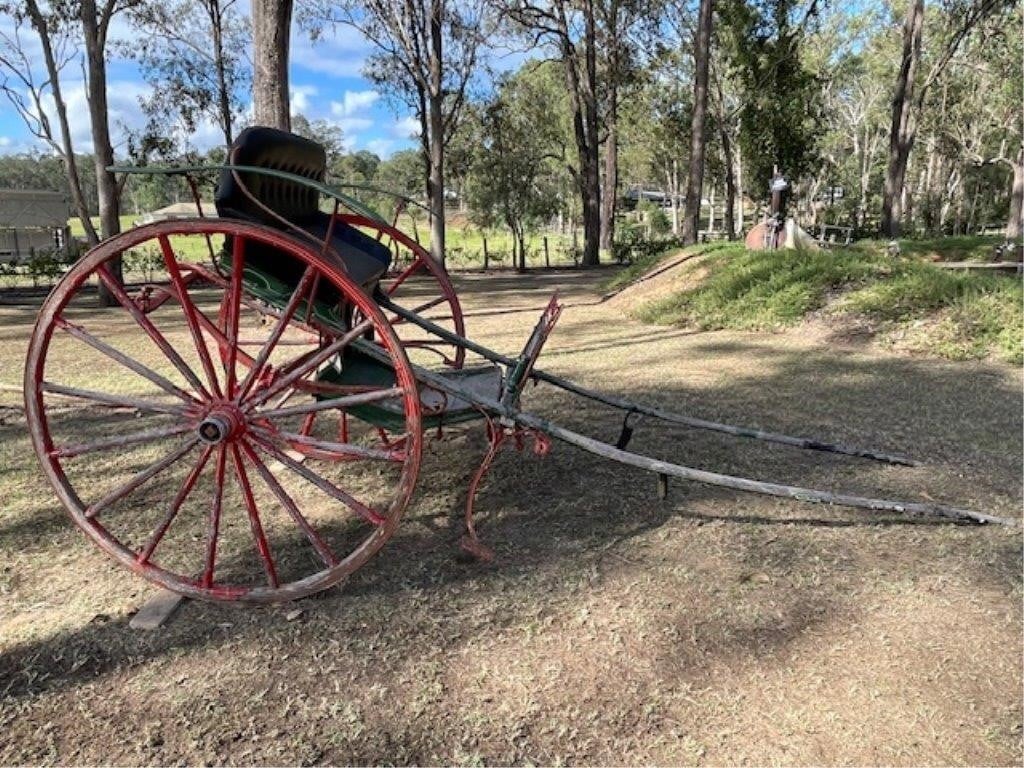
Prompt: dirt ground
<box><xmin>1</xmin><ymin>267</ymin><xmax>1021</xmax><ymax>766</ymax></box>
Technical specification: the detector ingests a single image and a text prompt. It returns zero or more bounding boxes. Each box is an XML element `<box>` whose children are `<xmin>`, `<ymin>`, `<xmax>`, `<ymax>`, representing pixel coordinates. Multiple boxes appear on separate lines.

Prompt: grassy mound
<box><xmin>630</xmin><ymin>241</ymin><xmax>1022</xmax><ymax>364</ymax></box>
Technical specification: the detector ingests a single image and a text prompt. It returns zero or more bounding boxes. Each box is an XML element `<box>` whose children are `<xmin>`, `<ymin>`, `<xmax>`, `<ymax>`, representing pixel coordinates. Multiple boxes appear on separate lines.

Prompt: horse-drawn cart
<box><xmin>22</xmin><ymin>127</ymin><xmax>1014</xmax><ymax>604</ymax></box>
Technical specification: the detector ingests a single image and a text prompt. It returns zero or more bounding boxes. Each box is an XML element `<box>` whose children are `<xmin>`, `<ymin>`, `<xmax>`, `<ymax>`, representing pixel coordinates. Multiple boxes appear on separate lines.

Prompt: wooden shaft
<box><xmin>351</xmin><ymin>340</ymin><xmax>1014</xmax><ymax>527</ymax></box>
<box><xmin>377</xmin><ymin>298</ymin><xmax>919</xmax><ymax>467</ymax></box>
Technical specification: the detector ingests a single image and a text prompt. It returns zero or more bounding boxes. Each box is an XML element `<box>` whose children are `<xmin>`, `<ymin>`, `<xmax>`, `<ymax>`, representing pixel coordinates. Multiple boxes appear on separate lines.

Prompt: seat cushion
<box><xmin>299</xmin><ymin>212</ymin><xmax>391</xmax><ymax>289</ymax></box>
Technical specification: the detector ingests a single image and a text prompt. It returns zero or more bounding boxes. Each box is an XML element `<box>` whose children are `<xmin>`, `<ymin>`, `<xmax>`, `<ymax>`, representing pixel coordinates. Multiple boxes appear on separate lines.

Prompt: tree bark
<box><xmin>427</xmin><ymin>92</ymin><xmax>447</xmax><ymax>266</ymax></box>
<box><xmin>426</xmin><ymin>0</ymin><xmax>446</xmax><ymax>266</ymax></box>
<box><xmin>681</xmin><ymin>0</ymin><xmax>713</xmax><ymax>245</ymax></box>
<box><xmin>600</xmin><ymin>106</ymin><xmax>618</xmax><ymax>252</ymax></box>
<box><xmin>554</xmin><ymin>0</ymin><xmax>600</xmax><ymax>266</ymax></box>
<box><xmin>719</xmin><ymin>125</ymin><xmax>736</xmax><ymax>239</ymax></box>
<box><xmin>881</xmin><ymin>0</ymin><xmax>924</xmax><ymax>238</ymax></box>
<box><xmin>81</xmin><ymin>0</ymin><xmax>121</xmax><ymax>305</ymax></box>
<box><xmin>736</xmin><ymin>148</ymin><xmax>744</xmax><ymax>235</ymax></box>
<box><xmin>252</xmin><ymin>0</ymin><xmax>292</xmax><ymax>130</ymax></box>
<box><xmin>668</xmin><ymin>159</ymin><xmax>680</xmax><ymax>235</ymax></box>
<box><xmin>1007</xmin><ymin>144</ymin><xmax>1024</xmax><ymax>241</ymax></box>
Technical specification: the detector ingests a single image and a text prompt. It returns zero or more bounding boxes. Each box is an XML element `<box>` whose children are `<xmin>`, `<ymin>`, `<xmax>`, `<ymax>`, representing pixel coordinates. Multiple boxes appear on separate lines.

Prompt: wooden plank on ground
<box><xmin>129</xmin><ymin>589</ymin><xmax>186</xmax><ymax>630</ymax></box>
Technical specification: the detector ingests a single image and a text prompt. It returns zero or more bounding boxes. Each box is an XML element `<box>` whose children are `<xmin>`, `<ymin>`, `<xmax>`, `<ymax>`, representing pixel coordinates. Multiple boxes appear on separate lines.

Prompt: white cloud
<box><xmin>365</xmin><ymin>138</ymin><xmax>396</xmax><ymax>157</ymax></box>
<box><xmin>29</xmin><ymin>78</ymin><xmax>151</xmax><ymax>154</ymax></box>
<box><xmin>0</xmin><ymin>136</ymin><xmax>11</xmax><ymax>147</ymax></box>
<box><xmin>391</xmin><ymin>116</ymin><xmax>421</xmax><ymax>139</ymax></box>
<box><xmin>290</xmin><ymin>23</ymin><xmax>372</xmax><ymax>79</ymax></box>
<box><xmin>291</xmin><ymin>84</ymin><xmax>318</xmax><ymax>115</ymax></box>
<box><xmin>335</xmin><ymin>116</ymin><xmax>373</xmax><ymax>134</ymax></box>
<box><xmin>330</xmin><ymin>90</ymin><xmax>380</xmax><ymax>118</ymax></box>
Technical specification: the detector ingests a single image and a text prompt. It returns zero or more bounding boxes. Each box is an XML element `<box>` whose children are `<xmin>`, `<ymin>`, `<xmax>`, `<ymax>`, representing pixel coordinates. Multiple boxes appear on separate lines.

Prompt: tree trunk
<box><xmin>581</xmin><ymin>0</ymin><xmax>601</xmax><ymax>266</ymax></box>
<box><xmin>209</xmin><ymin>0</ymin><xmax>234</xmax><ymax>145</ymax></box>
<box><xmin>736</xmin><ymin>149</ymin><xmax>744</xmax><ymax>235</ymax></box>
<box><xmin>426</xmin><ymin>0</ymin><xmax>446</xmax><ymax>266</ymax></box>
<box><xmin>600</xmin><ymin>106</ymin><xmax>618</xmax><ymax>252</ymax></box>
<box><xmin>252</xmin><ymin>0</ymin><xmax>292</xmax><ymax>130</ymax></box>
<box><xmin>427</xmin><ymin>93</ymin><xmax>447</xmax><ymax>266</ymax></box>
<box><xmin>880</xmin><ymin>0</ymin><xmax>924</xmax><ymax>238</ymax></box>
<box><xmin>721</xmin><ymin>128</ymin><xmax>736</xmax><ymax>239</ymax></box>
<box><xmin>24</xmin><ymin>0</ymin><xmax>98</xmax><ymax>246</ymax></box>
<box><xmin>856</xmin><ymin>131</ymin><xmax>872</xmax><ymax>232</ymax></box>
<box><xmin>81</xmin><ymin>0</ymin><xmax>121</xmax><ymax>305</ymax></box>
<box><xmin>681</xmin><ymin>0</ymin><xmax>713</xmax><ymax>245</ymax></box>
<box><xmin>669</xmin><ymin>160</ymin><xmax>680</xmax><ymax>235</ymax></box>
<box><xmin>556</xmin><ymin>0</ymin><xmax>601</xmax><ymax>266</ymax></box>
<box><xmin>1007</xmin><ymin>145</ymin><xmax>1024</xmax><ymax>241</ymax></box>
<box><xmin>580</xmin><ymin>152</ymin><xmax>601</xmax><ymax>265</ymax></box>
<box><xmin>598</xmin><ymin>111</ymin><xmax>614</xmax><ymax>250</ymax></box>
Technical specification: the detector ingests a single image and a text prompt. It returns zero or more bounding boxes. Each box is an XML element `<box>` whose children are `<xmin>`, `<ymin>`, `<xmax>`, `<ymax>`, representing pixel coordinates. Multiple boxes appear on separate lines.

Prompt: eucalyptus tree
<box><xmin>597</xmin><ymin>0</ymin><xmax>657</xmax><ymax>251</ymax></box>
<box><xmin>125</xmin><ymin>0</ymin><xmax>250</xmax><ymax>148</ymax></box>
<box><xmin>0</xmin><ymin>1</ymin><xmax>99</xmax><ymax>245</ymax></box>
<box><xmin>680</xmin><ymin>0</ymin><xmax>713</xmax><ymax>245</ymax></box>
<box><xmin>463</xmin><ymin>70</ymin><xmax>563</xmax><ymax>270</ymax></box>
<box><xmin>504</xmin><ymin>0</ymin><xmax>603</xmax><ymax>265</ymax></box>
<box><xmin>303</xmin><ymin>0</ymin><xmax>493</xmax><ymax>266</ymax></box>
<box><xmin>0</xmin><ymin>0</ymin><xmax>140</xmax><ymax>303</ymax></box>
<box><xmin>619</xmin><ymin>63</ymin><xmax>692</xmax><ymax>235</ymax></box>
<box><xmin>880</xmin><ymin>0</ymin><xmax>1008</xmax><ymax>237</ymax></box>
<box><xmin>717</xmin><ymin>0</ymin><xmax>825</xmax><ymax>205</ymax></box>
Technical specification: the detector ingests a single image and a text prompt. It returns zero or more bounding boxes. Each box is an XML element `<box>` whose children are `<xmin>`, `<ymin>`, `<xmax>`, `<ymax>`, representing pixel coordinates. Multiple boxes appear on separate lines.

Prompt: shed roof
<box><xmin>0</xmin><ymin>189</ymin><xmax>70</xmax><ymax>228</ymax></box>
<box><xmin>137</xmin><ymin>201</ymin><xmax>217</xmax><ymax>223</ymax></box>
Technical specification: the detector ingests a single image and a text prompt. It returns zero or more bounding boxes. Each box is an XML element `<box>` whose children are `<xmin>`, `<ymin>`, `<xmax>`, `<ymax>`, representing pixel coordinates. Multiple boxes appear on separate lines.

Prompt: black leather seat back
<box><xmin>216</xmin><ymin>126</ymin><xmax>325</xmax><ymax>225</ymax></box>
<box><xmin>214</xmin><ymin>126</ymin><xmax>392</xmax><ymax>296</ymax></box>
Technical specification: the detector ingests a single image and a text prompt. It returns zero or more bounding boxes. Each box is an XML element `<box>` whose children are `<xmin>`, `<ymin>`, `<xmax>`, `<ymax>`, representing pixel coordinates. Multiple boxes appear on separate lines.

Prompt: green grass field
<box><xmin>66</xmin><ymin>213</ymin><xmax>581</xmax><ymax>271</ymax></box>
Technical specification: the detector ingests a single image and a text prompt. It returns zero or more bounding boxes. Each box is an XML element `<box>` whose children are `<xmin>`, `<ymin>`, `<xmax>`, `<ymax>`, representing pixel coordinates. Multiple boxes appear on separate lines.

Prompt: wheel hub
<box><xmin>197</xmin><ymin>406</ymin><xmax>244</xmax><ymax>444</ymax></box>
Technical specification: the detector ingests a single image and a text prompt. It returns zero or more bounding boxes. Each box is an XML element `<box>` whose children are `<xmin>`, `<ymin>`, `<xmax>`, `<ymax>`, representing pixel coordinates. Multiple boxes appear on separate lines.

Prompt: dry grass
<box><xmin>0</xmin><ymin>268</ymin><xmax>1021</xmax><ymax>765</ymax></box>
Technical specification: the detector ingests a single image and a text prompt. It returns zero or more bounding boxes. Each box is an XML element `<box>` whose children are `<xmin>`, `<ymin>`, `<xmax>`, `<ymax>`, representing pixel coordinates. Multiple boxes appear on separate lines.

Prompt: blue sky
<box><xmin>0</xmin><ymin>13</ymin><xmax>434</xmax><ymax>158</ymax></box>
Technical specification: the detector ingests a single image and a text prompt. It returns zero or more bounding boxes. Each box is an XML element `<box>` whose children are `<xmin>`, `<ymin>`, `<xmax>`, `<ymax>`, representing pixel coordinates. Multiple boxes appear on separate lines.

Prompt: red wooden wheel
<box><xmin>338</xmin><ymin>214</ymin><xmax>466</xmax><ymax>369</ymax></box>
<box><xmin>23</xmin><ymin>219</ymin><xmax>423</xmax><ymax>602</ymax></box>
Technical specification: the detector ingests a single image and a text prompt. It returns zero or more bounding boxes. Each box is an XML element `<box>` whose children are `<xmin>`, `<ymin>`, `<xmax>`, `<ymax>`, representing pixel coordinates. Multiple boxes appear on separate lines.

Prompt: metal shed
<box><xmin>0</xmin><ymin>188</ymin><xmax>71</xmax><ymax>264</ymax></box>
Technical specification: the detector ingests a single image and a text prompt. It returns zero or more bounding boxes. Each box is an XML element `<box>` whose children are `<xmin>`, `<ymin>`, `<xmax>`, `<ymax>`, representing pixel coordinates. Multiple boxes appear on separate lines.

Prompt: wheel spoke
<box><xmin>41</xmin><ymin>382</ymin><xmax>186</xmax><ymax>415</ymax></box>
<box><xmin>230</xmin><ymin>443</ymin><xmax>279</xmax><ymax>588</ymax></box>
<box><xmin>55</xmin><ymin>318</ymin><xmax>200</xmax><ymax>405</ymax></box>
<box><xmin>250</xmin><ymin>434</ymin><xmax>386</xmax><ymax>526</ymax></box>
<box><xmin>202</xmin><ymin>444</ymin><xmax>227</xmax><ymax>588</ymax></box>
<box><xmin>253</xmin><ymin>426</ymin><xmax>404</xmax><ymax>462</ymax></box>
<box><xmin>255</xmin><ymin>387</ymin><xmax>403</xmax><ymax>419</ymax></box>
<box><xmin>243</xmin><ymin>318</ymin><xmax>373</xmax><ymax>411</ymax></box>
<box><xmin>238</xmin><ymin>440</ymin><xmax>338</xmax><ymax>567</ymax></box>
<box><xmin>223</xmin><ymin>236</ymin><xmax>246</xmax><ymax>396</ymax></box>
<box><xmin>86</xmin><ymin>436</ymin><xmax>199</xmax><ymax>518</ymax></box>
<box><xmin>235</xmin><ymin>264</ymin><xmax>318</xmax><ymax>402</ymax></box>
<box><xmin>95</xmin><ymin>265</ymin><xmax>212</xmax><ymax>399</ymax></box>
<box><xmin>138</xmin><ymin>445</ymin><xmax>214</xmax><ymax>564</ymax></box>
<box><xmin>190</xmin><ymin>302</ymin><xmax>259</xmax><ymax>372</ymax></box>
<box><xmin>385</xmin><ymin>258</ymin><xmax>425</xmax><ymax>295</ymax></box>
<box><xmin>52</xmin><ymin>423</ymin><xmax>192</xmax><ymax>458</ymax></box>
<box><xmin>159</xmin><ymin>235</ymin><xmax>224</xmax><ymax>398</ymax></box>
<box><xmin>387</xmin><ymin>295</ymin><xmax>447</xmax><ymax>326</ymax></box>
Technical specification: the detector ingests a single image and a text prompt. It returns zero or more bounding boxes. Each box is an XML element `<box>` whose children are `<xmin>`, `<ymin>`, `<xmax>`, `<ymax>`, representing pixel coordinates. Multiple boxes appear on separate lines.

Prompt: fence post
<box><xmin>482</xmin><ymin>236</ymin><xmax>489</xmax><ymax>270</ymax></box>
<box><xmin>544</xmin><ymin>236</ymin><xmax>550</xmax><ymax>268</ymax></box>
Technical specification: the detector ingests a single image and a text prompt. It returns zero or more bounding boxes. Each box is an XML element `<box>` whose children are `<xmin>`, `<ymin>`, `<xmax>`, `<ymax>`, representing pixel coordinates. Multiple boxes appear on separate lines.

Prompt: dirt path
<box><xmin>1</xmin><ymin>269</ymin><xmax>1021</xmax><ymax>765</ymax></box>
